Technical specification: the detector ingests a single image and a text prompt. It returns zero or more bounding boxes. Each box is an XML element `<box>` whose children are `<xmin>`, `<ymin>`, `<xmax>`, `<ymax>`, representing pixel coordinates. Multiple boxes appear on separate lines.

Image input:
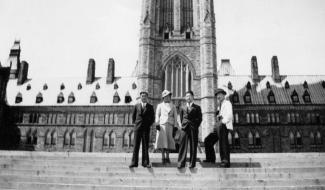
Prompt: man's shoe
<box><xmin>129</xmin><ymin>164</ymin><xmax>138</xmax><ymax>168</ymax></box>
<box><xmin>142</xmin><ymin>163</ymin><xmax>152</xmax><ymax>168</ymax></box>
<box><xmin>189</xmin><ymin>165</ymin><xmax>196</xmax><ymax>169</ymax></box>
<box><xmin>220</xmin><ymin>162</ymin><xmax>230</xmax><ymax>168</ymax></box>
<box><xmin>165</xmin><ymin>158</ymin><xmax>171</xmax><ymax>164</ymax></box>
<box><xmin>177</xmin><ymin>165</ymin><xmax>185</xmax><ymax>169</ymax></box>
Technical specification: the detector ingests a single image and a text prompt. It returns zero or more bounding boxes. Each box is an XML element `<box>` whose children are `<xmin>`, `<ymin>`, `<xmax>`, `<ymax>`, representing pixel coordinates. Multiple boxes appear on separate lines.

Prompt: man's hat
<box><xmin>215</xmin><ymin>88</ymin><xmax>227</xmax><ymax>96</ymax></box>
<box><xmin>161</xmin><ymin>90</ymin><xmax>172</xmax><ymax>98</ymax></box>
<box><xmin>140</xmin><ymin>91</ymin><xmax>148</xmax><ymax>96</ymax></box>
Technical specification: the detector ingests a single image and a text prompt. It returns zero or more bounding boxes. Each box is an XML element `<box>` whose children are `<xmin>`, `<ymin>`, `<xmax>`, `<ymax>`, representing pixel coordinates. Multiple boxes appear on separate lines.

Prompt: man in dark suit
<box><xmin>129</xmin><ymin>91</ymin><xmax>155</xmax><ymax>168</ymax></box>
<box><xmin>178</xmin><ymin>90</ymin><xmax>202</xmax><ymax>169</ymax></box>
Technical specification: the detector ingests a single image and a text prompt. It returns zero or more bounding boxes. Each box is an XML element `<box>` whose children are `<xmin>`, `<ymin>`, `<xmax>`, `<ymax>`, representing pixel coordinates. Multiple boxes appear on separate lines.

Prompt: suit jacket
<box><xmin>155</xmin><ymin>102</ymin><xmax>178</xmax><ymax>127</ymax></box>
<box><xmin>180</xmin><ymin>103</ymin><xmax>202</xmax><ymax>130</ymax></box>
<box><xmin>132</xmin><ymin>102</ymin><xmax>155</xmax><ymax>131</ymax></box>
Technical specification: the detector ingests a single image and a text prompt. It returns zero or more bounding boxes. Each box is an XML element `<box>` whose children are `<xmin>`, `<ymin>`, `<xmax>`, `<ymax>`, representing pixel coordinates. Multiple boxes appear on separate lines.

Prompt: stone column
<box><xmin>174</xmin><ymin>0</ymin><xmax>181</xmax><ymax>34</ymax></box>
<box><xmin>199</xmin><ymin>0</ymin><xmax>217</xmax><ymax>140</ymax></box>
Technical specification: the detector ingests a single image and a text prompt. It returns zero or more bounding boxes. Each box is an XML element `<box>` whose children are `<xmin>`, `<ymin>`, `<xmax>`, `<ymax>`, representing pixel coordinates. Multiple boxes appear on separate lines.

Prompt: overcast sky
<box><xmin>0</xmin><ymin>0</ymin><xmax>324</xmax><ymax>78</ymax></box>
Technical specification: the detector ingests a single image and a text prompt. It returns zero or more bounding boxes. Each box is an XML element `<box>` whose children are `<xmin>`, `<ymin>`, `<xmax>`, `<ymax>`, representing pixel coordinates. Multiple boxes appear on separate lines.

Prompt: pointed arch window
<box><xmin>303</xmin><ymin>90</ymin><xmax>311</xmax><ymax>103</ymax></box>
<box><xmin>57</xmin><ymin>92</ymin><xmax>64</xmax><ymax>104</ymax></box>
<box><xmin>163</xmin><ymin>56</ymin><xmax>193</xmax><ymax>98</ymax></box>
<box><xmin>228</xmin><ymin>131</ymin><xmax>232</xmax><ymax>145</ymax></box>
<box><xmin>32</xmin><ymin>130</ymin><xmax>38</xmax><ymax>145</ymax></box>
<box><xmin>36</xmin><ymin>92</ymin><xmax>43</xmax><ymax>104</ymax></box>
<box><xmin>64</xmin><ymin>130</ymin><xmax>70</xmax><ymax>145</ymax></box>
<box><xmin>232</xmin><ymin>91</ymin><xmax>239</xmax><ymax>104</ymax></box>
<box><xmin>129</xmin><ymin>131</ymin><xmax>134</xmax><ymax>148</ymax></box>
<box><xmin>255</xmin><ymin>113</ymin><xmax>260</xmax><ymax>123</ymax></box>
<box><xmin>77</xmin><ymin>83</ymin><xmax>82</xmax><ymax>90</ymax></box>
<box><xmin>26</xmin><ymin>129</ymin><xmax>32</xmax><ymax>144</ymax></box>
<box><xmin>310</xmin><ymin>132</ymin><xmax>315</xmax><ymax>145</ymax></box>
<box><xmin>316</xmin><ymin>131</ymin><xmax>322</xmax><ymax>145</ymax></box>
<box><xmin>26</xmin><ymin>84</ymin><xmax>31</xmax><ymax>90</ymax></box>
<box><xmin>296</xmin><ymin>131</ymin><xmax>302</xmax><ymax>146</ymax></box>
<box><xmin>60</xmin><ymin>83</ymin><xmax>65</xmax><ymax>90</ymax></box>
<box><xmin>289</xmin><ymin>131</ymin><xmax>295</xmax><ymax>146</ymax></box>
<box><xmin>234</xmin><ymin>132</ymin><xmax>240</xmax><ymax>147</ymax></box>
<box><xmin>250</xmin><ymin>113</ymin><xmax>255</xmax><ymax>123</ymax></box>
<box><xmin>103</xmin><ymin>131</ymin><xmax>109</xmax><ymax>147</ymax></box>
<box><xmin>267</xmin><ymin>90</ymin><xmax>276</xmax><ymax>104</ymax></box>
<box><xmin>51</xmin><ymin>130</ymin><xmax>57</xmax><ymax>145</ymax></box>
<box><xmin>132</xmin><ymin>82</ymin><xmax>137</xmax><ymax>89</ymax></box>
<box><xmin>15</xmin><ymin>92</ymin><xmax>23</xmax><ymax>104</ymax></box>
<box><xmin>246</xmin><ymin>82</ymin><xmax>252</xmax><ymax>90</ymax></box>
<box><xmin>227</xmin><ymin>81</ymin><xmax>233</xmax><ymax>90</ymax></box>
<box><xmin>244</xmin><ymin>91</ymin><xmax>251</xmax><ymax>104</ymax></box>
<box><xmin>113</xmin><ymin>92</ymin><xmax>120</xmax><ymax>103</ymax></box>
<box><xmin>291</xmin><ymin>90</ymin><xmax>299</xmax><ymax>103</ymax></box>
<box><xmin>285</xmin><ymin>81</ymin><xmax>290</xmax><ymax>89</ymax></box>
<box><xmin>43</xmin><ymin>84</ymin><xmax>48</xmax><ymax>90</ymax></box>
<box><xmin>114</xmin><ymin>83</ymin><xmax>119</xmax><ymax>89</ymax></box>
<box><xmin>95</xmin><ymin>83</ymin><xmax>100</xmax><ymax>90</ymax></box>
<box><xmin>255</xmin><ymin>131</ymin><xmax>261</xmax><ymax>146</ymax></box>
<box><xmin>287</xmin><ymin>113</ymin><xmax>291</xmax><ymax>123</ymax></box>
<box><xmin>123</xmin><ymin>131</ymin><xmax>129</xmax><ymax>147</ymax></box>
<box><xmin>45</xmin><ymin>130</ymin><xmax>51</xmax><ymax>145</ymax></box>
<box><xmin>303</xmin><ymin>81</ymin><xmax>308</xmax><ymax>89</ymax></box>
<box><xmin>246</xmin><ymin>113</ymin><xmax>250</xmax><ymax>123</ymax></box>
<box><xmin>234</xmin><ymin>113</ymin><xmax>239</xmax><ymax>124</ymax></box>
<box><xmin>109</xmin><ymin>131</ymin><xmax>116</xmax><ymax>147</ymax></box>
<box><xmin>266</xmin><ymin>81</ymin><xmax>271</xmax><ymax>89</ymax></box>
<box><xmin>70</xmin><ymin>131</ymin><xmax>76</xmax><ymax>146</ymax></box>
<box><xmin>90</xmin><ymin>92</ymin><xmax>98</xmax><ymax>103</ymax></box>
<box><xmin>248</xmin><ymin>131</ymin><xmax>254</xmax><ymax>145</ymax></box>
<box><xmin>125</xmin><ymin>91</ymin><xmax>132</xmax><ymax>103</ymax></box>
<box><xmin>68</xmin><ymin>92</ymin><xmax>75</xmax><ymax>104</ymax></box>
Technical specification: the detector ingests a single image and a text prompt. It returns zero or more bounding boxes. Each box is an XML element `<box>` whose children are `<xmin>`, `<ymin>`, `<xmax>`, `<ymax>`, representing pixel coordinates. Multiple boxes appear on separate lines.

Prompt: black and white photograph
<box><xmin>0</xmin><ymin>0</ymin><xmax>324</xmax><ymax>189</ymax></box>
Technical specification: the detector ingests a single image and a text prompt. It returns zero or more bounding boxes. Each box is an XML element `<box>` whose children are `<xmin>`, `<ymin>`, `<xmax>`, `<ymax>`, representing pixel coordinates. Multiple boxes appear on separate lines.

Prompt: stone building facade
<box><xmin>135</xmin><ymin>0</ymin><xmax>218</xmax><ymax>139</ymax></box>
<box><xmin>0</xmin><ymin>0</ymin><xmax>324</xmax><ymax>153</ymax></box>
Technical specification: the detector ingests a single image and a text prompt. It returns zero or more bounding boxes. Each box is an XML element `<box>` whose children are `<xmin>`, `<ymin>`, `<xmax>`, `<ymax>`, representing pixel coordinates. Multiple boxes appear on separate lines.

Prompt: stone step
<box><xmin>5</xmin><ymin>182</ymin><xmax>325</xmax><ymax>190</ymax></box>
<box><xmin>1</xmin><ymin>156</ymin><xmax>324</xmax><ymax>164</ymax></box>
<box><xmin>1</xmin><ymin>175</ymin><xmax>325</xmax><ymax>188</ymax></box>
<box><xmin>1</xmin><ymin>161</ymin><xmax>324</xmax><ymax>172</ymax></box>
<box><xmin>0</xmin><ymin>151</ymin><xmax>324</xmax><ymax>159</ymax></box>
<box><xmin>2</xmin><ymin>163</ymin><xmax>325</xmax><ymax>174</ymax></box>
<box><xmin>2</xmin><ymin>170</ymin><xmax>325</xmax><ymax>180</ymax></box>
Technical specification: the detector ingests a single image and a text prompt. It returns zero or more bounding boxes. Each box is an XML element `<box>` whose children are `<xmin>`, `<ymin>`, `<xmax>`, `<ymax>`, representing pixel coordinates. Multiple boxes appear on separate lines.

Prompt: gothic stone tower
<box><xmin>137</xmin><ymin>0</ymin><xmax>217</xmax><ymax>140</ymax></box>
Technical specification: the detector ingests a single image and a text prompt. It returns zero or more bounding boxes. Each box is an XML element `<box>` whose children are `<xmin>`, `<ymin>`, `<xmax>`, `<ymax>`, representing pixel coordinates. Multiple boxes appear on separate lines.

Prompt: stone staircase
<box><xmin>0</xmin><ymin>151</ymin><xmax>325</xmax><ymax>190</ymax></box>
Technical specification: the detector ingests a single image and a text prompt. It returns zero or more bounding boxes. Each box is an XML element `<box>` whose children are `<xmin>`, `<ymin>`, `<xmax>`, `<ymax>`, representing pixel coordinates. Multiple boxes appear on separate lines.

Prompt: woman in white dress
<box><xmin>155</xmin><ymin>90</ymin><xmax>178</xmax><ymax>164</ymax></box>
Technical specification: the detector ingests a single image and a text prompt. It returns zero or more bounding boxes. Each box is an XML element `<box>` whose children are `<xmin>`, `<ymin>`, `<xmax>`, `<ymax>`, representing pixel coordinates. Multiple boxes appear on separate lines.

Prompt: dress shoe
<box><xmin>129</xmin><ymin>164</ymin><xmax>138</xmax><ymax>168</ymax></box>
<box><xmin>220</xmin><ymin>162</ymin><xmax>230</xmax><ymax>168</ymax></box>
<box><xmin>142</xmin><ymin>163</ymin><xmax>152</xmax><ymax>168</ymax></box>
<box><xmin>189</xmin><ymin>165</ymin><xmax>196</xmax><ymax>169</ymax></box>
<box><xmin>177</xmin><ymin>165</ymin><xmax>185</xmax><ymax>169</ymax></box>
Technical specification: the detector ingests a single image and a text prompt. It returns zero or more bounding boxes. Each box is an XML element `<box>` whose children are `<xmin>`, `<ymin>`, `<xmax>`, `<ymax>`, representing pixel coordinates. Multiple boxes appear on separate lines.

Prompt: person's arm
<box><xmin>180</xmin><ymin>107</ymin><xmax>184</xmax><ymax>125</ymax></box>
<box><xmin>196</xmin><ymin>106</ymin><xmax>202</xmax><ymax>127</ymax></box>
<box><xmin>221</xmin><ymin>101</ymin><xmax>233</xmax><ymax>125</ymax></box>
<box><xmin>132</xmin><ymin>104</ymin><xmax>137</xmax><ymax>124</ymax></box>
<box><xmin>173</xmin><ymin>105</ymin><xmax>179</xmax><ymax>128</ymax></box>
<box><xmin>155</xmin><ymin>104</ymin><xmax>161</xmax><ymax>125</ymax></box>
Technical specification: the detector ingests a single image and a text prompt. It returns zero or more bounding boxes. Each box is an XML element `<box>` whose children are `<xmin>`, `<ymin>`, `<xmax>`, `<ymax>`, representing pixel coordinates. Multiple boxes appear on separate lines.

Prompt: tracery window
<box><xmin>163</xmin><ymin>56</ymin><xmax>192</xmax><ymax>98</ymax></box>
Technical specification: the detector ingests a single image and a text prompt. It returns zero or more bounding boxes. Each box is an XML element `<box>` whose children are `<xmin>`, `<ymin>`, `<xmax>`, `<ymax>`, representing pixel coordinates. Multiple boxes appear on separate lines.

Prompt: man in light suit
<box><xmin>204</xmin><ymin>88</ymin><xmax>233</xmax><ymax>168</ymax></box>
<box><xmin>178</xmin><ymin>90</ymin><xmax>202</xmax><ymax>169</ymax></box>
<box><xmin>129</xmin><ymin>91</ymin><xmax>155</xmax><ymax>168</ymax></box>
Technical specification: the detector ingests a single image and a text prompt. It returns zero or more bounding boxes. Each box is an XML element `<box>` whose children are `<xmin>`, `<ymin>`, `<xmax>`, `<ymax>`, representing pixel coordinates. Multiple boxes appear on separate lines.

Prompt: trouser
<box><xmin>131</xmin><ymin>129</ymin><xmax>150</xmax><ymax>165</ymax></box>
<box><xmin>204</xmin><ymin>124</ymin><xmax>230</xmax><ymax>163</ymax></box>
<box><xmin>178</xmin><ymin>127</ymin><xmax>198</xmax><ymax>167</ymax></box>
